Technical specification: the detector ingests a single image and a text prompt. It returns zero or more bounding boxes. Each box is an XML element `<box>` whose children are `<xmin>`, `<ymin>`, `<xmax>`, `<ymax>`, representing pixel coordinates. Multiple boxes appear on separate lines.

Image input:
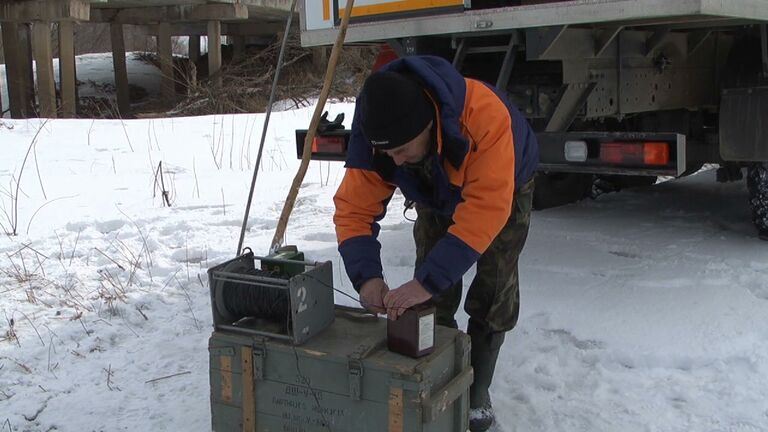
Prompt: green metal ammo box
<box><xmin>209</xmin><ymin>307</ymin><xmax>472</xmax><ymax>432</ymax></box>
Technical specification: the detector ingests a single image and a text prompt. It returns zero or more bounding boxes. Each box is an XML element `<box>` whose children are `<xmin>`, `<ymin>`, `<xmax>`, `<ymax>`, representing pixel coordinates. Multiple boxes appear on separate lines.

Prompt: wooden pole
<box><xmin>2</xmin><ymin>23</ymin><xmax>25</xmax><ymax>118</ymax></box>
<box><xmin>110</xmin><ymin>22</ymin><xmax>130</xmax><ymax>116</ymax></box>
<box><xmin>158</xmin><ymin>22</ymin><xmax>175</xmax><ymax>100</ymax></box>
<box><xmin>270</xmin><ymin>0</ymin><xmax>355</xmax><ymax>251</ymax></box>
<box><xmin>19</xmin><ymin>24</ymin><xmax>36</xmax><ymax>117</ymax></box>
<box><xmin>58</xmin><ymin>20</ymin><xmax>77</xmax><ymax>117</ymax></box>
<box><xmin>32</xmin><ymin>21</ymin><xmax>57</xmax><ymax>118</ymax></box>
<box><xmin>207</xmin><ymin>20</ymin><xmax>222</xmax><ymax>87</ymax></box>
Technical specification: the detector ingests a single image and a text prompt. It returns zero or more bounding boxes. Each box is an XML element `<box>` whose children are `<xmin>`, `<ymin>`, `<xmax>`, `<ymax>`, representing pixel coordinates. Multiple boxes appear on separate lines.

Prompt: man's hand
<box><xmin>359</xmin><ymin>278</ymin><xmax>389</xmax><ymax>314</ymax></box>
<box><xmin>383</xmin><ymin>279</ymin><xmax>433</xmax><ymax>320</ymax></box>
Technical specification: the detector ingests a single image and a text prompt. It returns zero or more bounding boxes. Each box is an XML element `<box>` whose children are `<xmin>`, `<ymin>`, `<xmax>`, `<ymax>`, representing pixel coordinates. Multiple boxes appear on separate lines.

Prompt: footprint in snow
<box><xmin>93</xmin><ymin>219</ymin><xmax>127</xmax><ymax>234</ymax></box>
<box><xmin>542</xmin><ymin>328</ymin><xmax>605</xmax><ymax>351</ymax></box>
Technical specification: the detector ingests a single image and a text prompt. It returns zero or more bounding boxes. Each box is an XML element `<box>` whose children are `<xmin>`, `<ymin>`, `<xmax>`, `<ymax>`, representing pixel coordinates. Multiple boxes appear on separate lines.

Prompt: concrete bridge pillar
<box><xmin>110</xmin><ymin>22</ymin><xmax>130</xmax><ymax>116</ymax></box>
<box><xmin>207</xmin><ymin>20</ymin><xmax>222</xmax><ymax>87</ymax></box>
<box><xmin>1</xmin><ymin>23</ymin><xmax>36</xmax><ymax>118</ymax></box>
<box><xmin>157</xmin><ymin>22</ymin><xmax>175</xmax><ymax>100</ymax></box>
<box><xmin>58</xmin><ymin>20</ymin><xmax>77</xmax><ymax>117</ymax></box>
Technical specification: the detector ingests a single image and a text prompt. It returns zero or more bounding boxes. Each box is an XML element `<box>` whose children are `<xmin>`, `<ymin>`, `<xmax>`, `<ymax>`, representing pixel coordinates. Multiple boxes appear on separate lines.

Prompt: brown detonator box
<box><xmin>387</xmin><ymin>304</ymin><xmax>436</xmax><ymax>358</ymax></box>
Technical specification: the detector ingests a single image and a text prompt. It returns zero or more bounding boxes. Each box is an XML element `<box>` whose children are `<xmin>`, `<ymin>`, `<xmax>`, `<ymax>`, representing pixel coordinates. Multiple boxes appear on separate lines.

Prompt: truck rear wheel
<box><xmin>747</xmin><ymin>163</ymin><xmax>768</xmax><ymax>240</ymax></box>
<box><xmin>532</xmin><ymin>172</ymin><xmax>593</xmax><ymax>210</ymax></box>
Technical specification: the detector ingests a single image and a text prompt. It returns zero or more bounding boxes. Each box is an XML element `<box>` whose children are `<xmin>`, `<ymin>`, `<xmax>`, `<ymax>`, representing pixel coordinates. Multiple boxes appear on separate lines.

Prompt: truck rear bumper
<box><xmin>537</xmin><ymin>131</ymin><xmax>687</xmax><ymax>177</ymax></box>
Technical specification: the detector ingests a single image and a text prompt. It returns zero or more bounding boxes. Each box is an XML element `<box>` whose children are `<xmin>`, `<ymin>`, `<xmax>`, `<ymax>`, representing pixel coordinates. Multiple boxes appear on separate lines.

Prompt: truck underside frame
<box><xmin>300</xmin><ymin>0</ymin><xmax>768</xmax><ymax>175</ymax></box>
<box><xmin>300</xmin><ymin>0</ymin><xmax>768</xmax><ymax>47</ymax></box>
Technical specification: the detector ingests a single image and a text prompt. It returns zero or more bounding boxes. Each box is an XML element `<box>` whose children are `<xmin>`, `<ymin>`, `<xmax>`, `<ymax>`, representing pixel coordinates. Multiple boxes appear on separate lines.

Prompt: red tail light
<box><xmin>312</xmin><ymin>136</ymin><xmax>345</xmax><ymax>153</ymax></box>
<box><xmin>643</xmin><ymin>142</ymin><xmax>670</xmax><ymax>165</ymax></box>
<box><xmin>600</xmin><ymin>142</ymin><xmax>669</xmax><ymax>166</ymax></box>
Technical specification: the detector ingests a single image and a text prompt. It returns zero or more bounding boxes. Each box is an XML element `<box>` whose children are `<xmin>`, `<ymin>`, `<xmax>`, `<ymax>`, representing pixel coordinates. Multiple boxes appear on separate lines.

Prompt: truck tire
<box><xmin>747</xmin><ymin>163</ymin><xmax>768</xmax><ymax>240</ymax></box>
<box><xmin>532</xmin><ymin>172</ymin><xmax>593</xmax><ymax>210</ymax></box>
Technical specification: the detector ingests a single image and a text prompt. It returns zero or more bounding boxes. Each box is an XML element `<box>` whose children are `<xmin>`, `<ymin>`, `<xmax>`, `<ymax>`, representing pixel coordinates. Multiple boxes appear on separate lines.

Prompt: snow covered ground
<box><xmin>1</xmin><ymin>104</ymin><xmax>767</xmax><ymax>432</ymax></box>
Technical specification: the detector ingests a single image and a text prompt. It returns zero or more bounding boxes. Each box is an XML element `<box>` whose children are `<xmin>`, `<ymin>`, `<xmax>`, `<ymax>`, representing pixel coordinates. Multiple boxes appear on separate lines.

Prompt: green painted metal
<box><xmin>260</xmin><ymin>245</ymin><xmax>305</xmax><ymax>277</ymax></box>
<box><xmin>208</xmin><ymin>250</ymin><xmax>335</xmax><ymax>345</ymax></box>
<box><xmin>209</xmin><ymin>308</ymin><xmax>471</xmax><ymax>432</ymax></box>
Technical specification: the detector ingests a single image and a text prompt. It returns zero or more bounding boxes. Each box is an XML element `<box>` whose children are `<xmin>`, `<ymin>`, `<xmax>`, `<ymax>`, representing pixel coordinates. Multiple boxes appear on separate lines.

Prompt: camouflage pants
<box><xmin>414</xmin><ymin>179</ymin><xmax>534</xmax><ymax>333</ymax></box>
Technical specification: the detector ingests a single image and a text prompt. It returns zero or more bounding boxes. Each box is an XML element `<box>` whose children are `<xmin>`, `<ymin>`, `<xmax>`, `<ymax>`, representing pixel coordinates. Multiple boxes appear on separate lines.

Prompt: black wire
<box><xmin>301</xmin><ymin>272</ymin><xmax>415</xmax><ymax>312</ymax></box>
<box><xmin>403</xmin><ymin>199</ymin><xmax>417</xmax><ymax>222</ymax></box>
<box><xmin>220</xmin><ymin>268</ymin><xmax>291</xmax><ymax>321</ymax></box>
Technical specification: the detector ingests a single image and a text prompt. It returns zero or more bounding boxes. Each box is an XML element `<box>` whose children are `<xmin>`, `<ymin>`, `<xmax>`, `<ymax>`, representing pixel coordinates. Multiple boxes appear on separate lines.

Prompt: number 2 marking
<box><xmin>297</xmin><ymin>286</ymin><xmax>308</xmax><ymax>313</ymax></box>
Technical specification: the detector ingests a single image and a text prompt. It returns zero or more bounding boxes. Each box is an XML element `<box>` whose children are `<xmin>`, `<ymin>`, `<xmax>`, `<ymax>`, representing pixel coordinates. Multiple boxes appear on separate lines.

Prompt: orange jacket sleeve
<box><xmin>333</xmin><ymin>168</ymin><xmax>396</xmax><ymax>290</ymax></box>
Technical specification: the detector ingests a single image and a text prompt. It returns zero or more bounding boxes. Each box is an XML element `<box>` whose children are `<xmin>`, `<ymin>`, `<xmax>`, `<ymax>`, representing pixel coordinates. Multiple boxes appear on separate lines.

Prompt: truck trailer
<box><xmin>298</xmin><ymin>0</ymin><xmax>768</xmax><ymax>239</ymax></box>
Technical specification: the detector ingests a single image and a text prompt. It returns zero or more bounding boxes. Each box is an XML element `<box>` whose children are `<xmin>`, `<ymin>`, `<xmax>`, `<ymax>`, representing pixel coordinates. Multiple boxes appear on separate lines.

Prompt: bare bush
<box><xmin>0</xmin><ymin>120</ymin><xmax>49</xmax><ymax>236</ymax></box>
<box><xmin>170</xmin><ymin>31</ymin><xmax>376</xmax><ymax>116</ymax></box>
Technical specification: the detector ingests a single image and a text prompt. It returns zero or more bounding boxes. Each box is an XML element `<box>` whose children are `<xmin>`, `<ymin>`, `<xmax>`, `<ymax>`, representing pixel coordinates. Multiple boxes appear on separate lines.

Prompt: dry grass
<box><xmin>169</xmin><ymin>32</ymin><xmax>376</xmax><ymax>116</ymax></box>
<box><xmin>73</xmin><ymin>33</ymin><xmax>375</xmax><ymax>118</ymax></box>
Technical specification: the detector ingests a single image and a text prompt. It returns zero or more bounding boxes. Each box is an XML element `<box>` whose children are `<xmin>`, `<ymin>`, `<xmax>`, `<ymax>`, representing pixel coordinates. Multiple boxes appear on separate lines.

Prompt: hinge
<box><xmin>252</xmin><ymin>339</ymin><xmax>266</xmax><ymax>380</ymax></box>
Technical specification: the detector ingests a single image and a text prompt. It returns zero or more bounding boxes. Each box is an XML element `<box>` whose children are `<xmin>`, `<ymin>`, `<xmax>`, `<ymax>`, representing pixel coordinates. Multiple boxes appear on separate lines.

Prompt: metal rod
<box><xmin>269</xmin><ymin>0</ymin><xmax>356</xmax><ymax>252</ymax></box>
<box><xmin>495</xmin><ymin>35</ymin><xmax>517</xmax><ymax>89</ymax></box>
<box><xmin>452</xmin><ymin>38</ymin><xmax>467</xmax><ymax>68</ymax></box>
<box><xmin>236</xmin><ymin>0</ymin><xmax>298</xmax><ymax>255</ymax></box>
<box><xmin>213</xmin><ymin>271</ymin><xmax>290</xmax><ymax>287</ymax></box>
<box><xmin>253</xmin><ymin>256</ymin><xmax>326</xmax><ymax>267</ymax></box>
<box><xmin>213</xmin><ymin>278</ymin><xmax>289</xmax><ymax>290</ymax></box>
<box><xmin>218</xmin><ymin>324</ymin><xmax>293</xmax><ymax>341</ymax></box>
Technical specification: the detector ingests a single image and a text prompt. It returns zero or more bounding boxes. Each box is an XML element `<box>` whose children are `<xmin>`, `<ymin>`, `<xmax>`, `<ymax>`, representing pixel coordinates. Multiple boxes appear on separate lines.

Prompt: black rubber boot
<box><xmin>468</xmin><ymin>319</ymin><xmax>506</xmax><ymax>432</ymax></box>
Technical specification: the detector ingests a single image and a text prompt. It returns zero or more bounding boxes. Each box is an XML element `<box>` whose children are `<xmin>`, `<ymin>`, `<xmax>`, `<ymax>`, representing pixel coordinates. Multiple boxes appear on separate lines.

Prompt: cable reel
<box><xmin>208</xmin><ymin>248</ymin><xmax>335</xmax><ymax>345</ymax></box>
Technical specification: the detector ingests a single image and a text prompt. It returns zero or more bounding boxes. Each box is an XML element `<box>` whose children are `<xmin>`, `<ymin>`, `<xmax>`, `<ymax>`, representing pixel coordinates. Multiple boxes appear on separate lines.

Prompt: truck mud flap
<box><xmin>720</xmin><ymin>86</ymin><xmax>768</xmax><ymax>162</ymax></box>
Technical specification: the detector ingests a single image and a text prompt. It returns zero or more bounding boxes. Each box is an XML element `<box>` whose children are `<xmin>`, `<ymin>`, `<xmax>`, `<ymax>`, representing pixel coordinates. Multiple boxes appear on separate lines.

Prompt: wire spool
<box><xmin>214</xmin><ymin>258</ymin><xmax>291</xmax><ymax>324</ymax></box>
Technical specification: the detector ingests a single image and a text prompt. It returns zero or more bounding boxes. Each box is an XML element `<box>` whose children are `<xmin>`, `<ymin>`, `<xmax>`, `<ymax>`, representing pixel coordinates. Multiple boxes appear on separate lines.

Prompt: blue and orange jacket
<box><xmin>334</xmin><ymin>56</ymin><xmax>539</xmax><ymax>295</ymax></box>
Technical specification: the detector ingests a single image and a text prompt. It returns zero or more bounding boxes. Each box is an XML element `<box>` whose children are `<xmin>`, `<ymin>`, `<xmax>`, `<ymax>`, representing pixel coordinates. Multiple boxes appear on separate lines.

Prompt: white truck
<box><xmin>297</xmin><ymin>0</ymin><xmax>768</xmax><ymax>239</ymax></box>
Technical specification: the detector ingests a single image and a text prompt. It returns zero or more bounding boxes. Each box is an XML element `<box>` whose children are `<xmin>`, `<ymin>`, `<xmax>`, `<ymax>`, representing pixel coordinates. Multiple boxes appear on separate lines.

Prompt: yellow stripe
<box><xmin>323</xmin><ymin>0</ymin><xmax>331</xmax><ymax>20</ymax></box>
<box><xmin>388</xmin><ymin>386</ymin><xmax>404</xmax><ymax>432</ymax></box>
<box><xmin>340</xmin><ymin>0</ymin><xmax>464</xmax><ymax>18</ymax></box>
<box><xmin>241</xmin><ymin>347</ymin><xmax>255</xmax><ymax>431</ymax></box>
<box><xmin>220</xmin><ymin>356</ymin><xmax>233</xmax><ymax>403</ymax></box>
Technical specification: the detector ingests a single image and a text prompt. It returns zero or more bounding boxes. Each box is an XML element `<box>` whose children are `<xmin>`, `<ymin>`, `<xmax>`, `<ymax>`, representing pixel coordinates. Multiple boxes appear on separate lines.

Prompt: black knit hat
<box><xmin>359</xmin><ymin>71</ymin><xmax>434</xmax><ymax>150</ymax></box>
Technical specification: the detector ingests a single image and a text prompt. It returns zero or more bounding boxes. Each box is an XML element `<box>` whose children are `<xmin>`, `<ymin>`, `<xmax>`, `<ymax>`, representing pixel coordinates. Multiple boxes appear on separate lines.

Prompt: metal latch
<box><xmin>253</xmin><ymin>339</ymin><xmax>266</xmax><ymax>380</ymax></box>
<box><xmin>348</xmin><ymin>359</ymin><xmax>363</xmax><ymax>400</ymax></box>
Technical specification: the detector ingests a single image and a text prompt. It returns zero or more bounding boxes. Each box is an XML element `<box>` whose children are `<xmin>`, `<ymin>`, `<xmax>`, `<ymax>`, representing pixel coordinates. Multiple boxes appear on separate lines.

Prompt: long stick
<box><xmin>270</xmin><ymin>0</ymin><xmax>355</xmax><ymax>252</ymax></box>
<box><xmin>236</xmin><ymin>0</ymin><xmax>298</xmax><ymax>255</ymax></box>
<box><xmin>145</xmin><ymin>371</ymin><xmax>191</xmax><ymax>384</ymax></box>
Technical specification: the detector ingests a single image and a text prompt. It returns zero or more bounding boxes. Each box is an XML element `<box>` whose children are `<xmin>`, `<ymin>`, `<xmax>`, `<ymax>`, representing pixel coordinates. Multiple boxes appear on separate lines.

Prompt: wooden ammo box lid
<box><xmin>209</xmin><ymin>307</ymin><xmax>471</xmax><ymax>432</ymax></box>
